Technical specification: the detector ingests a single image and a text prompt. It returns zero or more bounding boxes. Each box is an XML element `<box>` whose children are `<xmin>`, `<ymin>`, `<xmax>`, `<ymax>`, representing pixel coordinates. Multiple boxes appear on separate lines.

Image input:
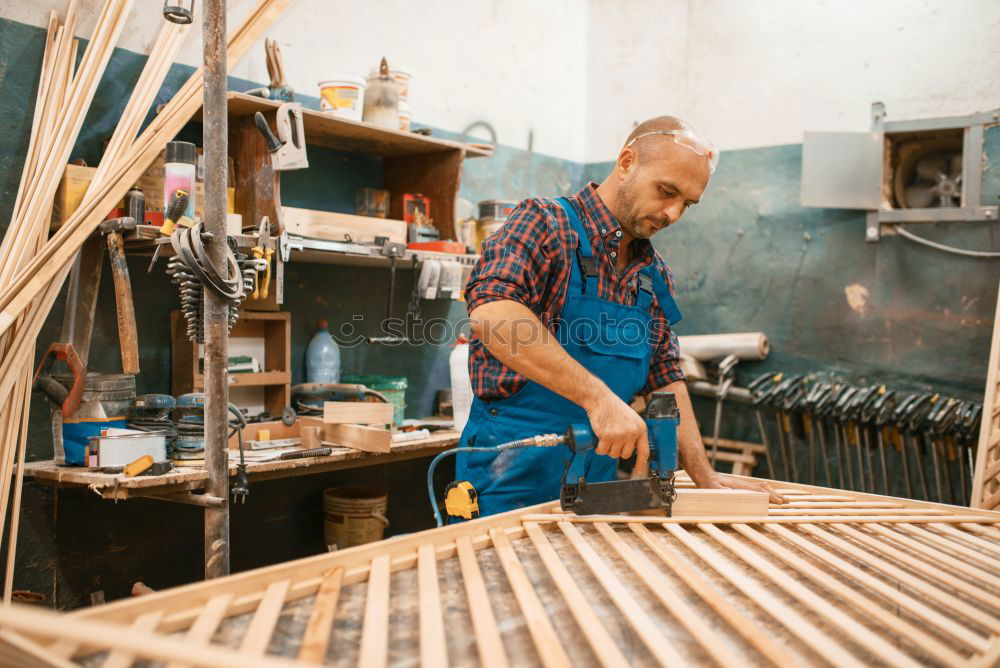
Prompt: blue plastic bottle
<box><xmin>306</xmin><ymin>319</ymin><xmax>341</xmax><ymax>383</ymax></box>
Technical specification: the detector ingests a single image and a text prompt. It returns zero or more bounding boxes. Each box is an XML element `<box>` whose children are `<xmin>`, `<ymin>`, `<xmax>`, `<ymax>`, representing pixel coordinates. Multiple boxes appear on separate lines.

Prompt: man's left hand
<box><xmin>697</xmin><ymin>473</ymin><xmax>787</xmax><ymax>505</ymax></box>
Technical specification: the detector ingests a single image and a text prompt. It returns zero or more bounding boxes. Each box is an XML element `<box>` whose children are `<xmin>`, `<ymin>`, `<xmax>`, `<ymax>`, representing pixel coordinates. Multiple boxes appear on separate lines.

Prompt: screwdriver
<box><xmin>149</xmin><ymin>188</ymin><xmax>191</xmax><ymax>272</ymax></box>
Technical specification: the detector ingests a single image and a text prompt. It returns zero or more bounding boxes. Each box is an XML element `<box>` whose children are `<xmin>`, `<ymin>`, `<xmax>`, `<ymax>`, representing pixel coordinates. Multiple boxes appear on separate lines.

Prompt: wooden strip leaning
<box><xmin>489</xmin><ymin>527</ymin><xmax>571</xmax><ymax>668</ymax></box>
<box><xmin>798</xmin><ymin>523</ymin><xmax>992</xmax><ymax>649</ymax></box>
<box><xmin>665</xmin><ymin>523</ymin><xmax>864</xmax><ymax>667</ymax></box>
<box><xmin>728</xmin><ymin>523</ymin><xmax>925</xmax><ymax>667</ymax></box>
<box><xmin>523</xmin><ymin>522</ymin><xmax>628</xmax><ymax>668</ymax></box>
<box><xmin>238</xmin><ymin>579</ymin><xmax>291</xmax><ymax>656</ymax></box>
<box><xmin>456</xmin><ymin>535</ymin><xmax>509</xmax><ymax>668</ymax></box>
<box><xmin>358</xmin><ymin>554</ymin><xmax>390</xmax><ymax>668</ymax></box>
<box><xmin>418</xmin><ymin>544</ymin><xmax>448</xmax><ymax>668</ymax></box>
<box><xmin>628</xmin><ymin>523</ymin><xmax>793</xmax><ymax>665</ymax></box>
<box><xmin>764</xmin><ymin>523</ymin><xmax>967</xmax><ymax>665</ymax></box>
<box><xmin>593</xmin><ymin>522</ymin><xmax>742</xmax><ymax>666</ymax></box>
<box><xmin>297</xmin><ymin>567</ymin><xmax>343</xmax><ymax>664</ymax></box>
<box><xmin>831</xmin><ymin>524</ymin><xmax>1000</xmax><ymax>609</ymax></box>
<box><xmin>558</xmin><ymin>521</ymin><xmax>686</xmax><ymax>666</ymax></box>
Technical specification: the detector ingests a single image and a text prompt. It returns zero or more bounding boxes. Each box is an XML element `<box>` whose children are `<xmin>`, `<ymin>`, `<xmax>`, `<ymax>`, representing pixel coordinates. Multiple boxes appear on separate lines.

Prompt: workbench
<box><xmin>6</xmin><ymin>472</ymin><xmax>1000</xmax><ymax>666</ymax></box>
<box><xmin>19</xmin><ymin>429</ymin><xmax>460</xmax><ymax>504</ymax></box>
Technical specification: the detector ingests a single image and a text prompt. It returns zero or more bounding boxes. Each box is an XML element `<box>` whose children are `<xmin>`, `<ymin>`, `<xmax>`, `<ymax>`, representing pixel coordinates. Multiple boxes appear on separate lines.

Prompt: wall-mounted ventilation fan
<box><xmin>892</xmin><ymin>139</ymin><xmax>963</xmax><ymax>209</ymax></box>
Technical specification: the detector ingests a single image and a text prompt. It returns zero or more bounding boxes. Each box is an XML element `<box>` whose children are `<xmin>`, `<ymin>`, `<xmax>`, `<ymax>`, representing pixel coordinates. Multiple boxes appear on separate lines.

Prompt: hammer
<box><xmin>99</xmin><ymin>216</ymin><xmax>139</xmax><ymax>375</ymax></box>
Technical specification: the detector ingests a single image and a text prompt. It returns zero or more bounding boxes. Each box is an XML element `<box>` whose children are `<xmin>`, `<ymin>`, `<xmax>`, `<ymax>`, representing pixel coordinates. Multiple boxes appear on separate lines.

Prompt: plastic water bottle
<box><xmin>450</xmin><ymin>336</ymin><xmax>472</xmax><ymax>433</ymax></box>
<box><xmin>306</xmin><ymin>320</ymin><xmax>341</xmax><ymax>383</ymax></box>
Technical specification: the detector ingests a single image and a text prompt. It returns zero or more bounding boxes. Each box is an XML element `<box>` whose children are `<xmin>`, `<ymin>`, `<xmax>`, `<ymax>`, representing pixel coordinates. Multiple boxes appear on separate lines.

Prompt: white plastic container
<box><xmin>318</xmin><ymin>77</ymin><xmax>366</xmax><ymax>120</ymax></box>
<box><xmin>449</xmin><ymin>337</ymin><xmax>473</xmax><ymax>434</ymax></box>
<box><xmin>398</xmin><ymin>101</ymin><xmax>412</xmax><ymax>131</ymax></box>
<box><xmin>306</xmin><ymin>320</ymin><xmax>342</xmax><ymax>383</ymax></box>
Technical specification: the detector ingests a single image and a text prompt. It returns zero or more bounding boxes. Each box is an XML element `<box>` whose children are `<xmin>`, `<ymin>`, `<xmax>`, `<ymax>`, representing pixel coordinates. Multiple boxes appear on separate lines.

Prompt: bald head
<box><xmin>625</xmin><ymin>116</ymin><xmax>689</xmax><ymax>162</ymax></box>
<box><xmin>595</xmin><ymin>115</ymin><xmax>713</xmax><ymax>241</ymax></box>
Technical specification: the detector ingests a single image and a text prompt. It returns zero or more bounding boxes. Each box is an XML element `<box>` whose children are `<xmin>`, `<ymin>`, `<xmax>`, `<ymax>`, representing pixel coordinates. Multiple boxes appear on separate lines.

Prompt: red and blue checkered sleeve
<box><xmin>643</xmin><ymin>262</ymin><xmax>686</xmax><ymax>392</ymax></box>
<box><xmin>464</xmin><ymin>198</ymin><xmax>556</xmax><ymax>313</ymax></box>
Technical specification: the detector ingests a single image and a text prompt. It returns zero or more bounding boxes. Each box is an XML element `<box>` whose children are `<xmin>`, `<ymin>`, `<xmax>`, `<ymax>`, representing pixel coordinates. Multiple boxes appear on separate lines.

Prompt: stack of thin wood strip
<box><xmin>2</xmin><ymin>476</ymin><xmax>1000</xmax><ymax>666</ymax></box>
<box><xmin>0</xmin><ymin>0</ymin><xmax>294</xmax><ymax>603</ymax></box>
<box><xmin>972</xmin><ymin>279</ymin><xmax>1000</xmax><ymax>510</ymax></box>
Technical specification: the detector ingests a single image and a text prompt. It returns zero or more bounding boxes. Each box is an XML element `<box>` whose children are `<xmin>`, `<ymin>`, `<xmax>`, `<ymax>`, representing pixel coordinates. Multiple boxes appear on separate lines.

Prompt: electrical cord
<box><xmin>893</xmin><ymin>224</ymin><xmax>1000</xmax><ymax>259</ymax></box>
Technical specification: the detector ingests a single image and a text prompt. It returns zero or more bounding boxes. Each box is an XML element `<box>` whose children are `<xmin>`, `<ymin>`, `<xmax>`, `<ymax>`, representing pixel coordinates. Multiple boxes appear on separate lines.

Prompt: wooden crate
<box><xmin>973</xmin><ymin>280</ymin><xmax>1000</xmax><ymax>510</ymax></box>
<box><xmin>171</xmin><ymin>310</ymin><xmax>290</xmax><ymax>417</ymax></box>
<box><xmin>7</xmin><ymin>474</ymin><xmax>1000</xmax><ymax>666</ymax></box>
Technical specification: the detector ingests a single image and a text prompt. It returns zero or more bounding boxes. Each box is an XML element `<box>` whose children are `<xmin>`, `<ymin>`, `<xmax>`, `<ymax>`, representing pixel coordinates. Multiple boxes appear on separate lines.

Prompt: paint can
<box><xmin>50</xmin><ymin>373</ymin><xmax>135</xmax><ymax>466</ymax></box>
<box><xmin>318</xmin><ymin>77</ymin><xmax>366</xmax><ymax>120</ymax></box>
<box><xmin>398</xmin><ymin>101</ymin><xmax>412</xmax><ymax>132</ymax></box>
<box><xmin>368</xmin><ymin>64</ymin><xmax>410</xmax><ymax>101</ymax></box>
<box><xmin>323</xmin><ymin>487</ymin><xmax>389</xmax><ymax>549</ymax></box>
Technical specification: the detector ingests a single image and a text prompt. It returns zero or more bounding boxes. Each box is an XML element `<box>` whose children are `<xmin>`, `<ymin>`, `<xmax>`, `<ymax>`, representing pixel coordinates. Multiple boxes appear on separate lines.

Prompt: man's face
<box><xmin>614</xmin><ymin>141</ymin><xmax>711</xmax><ymax>239</ymax></box>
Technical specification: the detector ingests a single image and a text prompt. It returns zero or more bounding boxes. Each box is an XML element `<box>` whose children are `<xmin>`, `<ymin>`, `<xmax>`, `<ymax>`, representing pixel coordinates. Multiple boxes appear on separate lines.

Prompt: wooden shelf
<box><xmin>172</xmin><ymin>310</ymin><xmax>291</xmax><ymax>416</ymax></box>
<box><xmin>201</xmin><ymin>92</ymin><xmax>493</xmax><ymax>158</ymax></box>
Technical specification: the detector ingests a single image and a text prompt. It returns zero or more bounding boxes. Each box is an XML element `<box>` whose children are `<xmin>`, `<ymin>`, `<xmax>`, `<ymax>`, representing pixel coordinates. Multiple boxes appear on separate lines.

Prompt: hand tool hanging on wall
<box><xmin>748</xmin><ymin>372</ymin><xmax>780</xmax><ymax>480</ymax></box>
<box><xmin>804</xmin><ymin>381</ymin><xmax>834</xmax><ymax>486</ymax></box>
<box><xmin>264</xmin><ymin>38</ymin><xmax>294</xmax><ymax>102</ymax></box>
<box><xmin>853</xmin><ymin>384</ymin><xmax>881</xmax><ymax>494</ymax></box>
<box><xmin>149</xmin><ymin>188</ymin><xmax>190</xmax><ymax>272</ymax></box>
<box><xmin>897</xmin><ymin>393</ymin><xmax>933</xmax><ymax>500</ymax></box>
<box><xmin>955</xmin><ymin>401</ymin><xmax>981</xmax><ymax>504</ymax></box>
<box><xmin>869</xmin><ymin>387</ymin><xmax>896</xmax><ymax>496</ymax></box>
<box><xmin>709</xmin><ymin>355</ymin><xmax>738</xmax><ymax>466</ymax></box>
<box><xmin>253</xmin><ymin>105</ymin><xmax>307</xmax><ymax>171</ymax></box>
<box><xmin>99</xmin><ymin>216</ymin><xmax>140</xmax><ymax>374</ymax></box>
<box><xmin>251</xmin><ymin>216</ymin><xmax>273</xmax><ymax>300</ymax></box>
<box><xmin>368</xmin><ymin>239</ymin><xmax>410</xmax><ymax>345</ymax></box>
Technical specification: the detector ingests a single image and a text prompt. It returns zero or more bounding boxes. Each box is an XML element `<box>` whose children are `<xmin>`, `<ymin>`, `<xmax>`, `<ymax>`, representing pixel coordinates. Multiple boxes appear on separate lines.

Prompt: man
<box><xmin>459</xmin><ymin>116</ymin><xmax>783</xmax><ymax>517</ymax></box>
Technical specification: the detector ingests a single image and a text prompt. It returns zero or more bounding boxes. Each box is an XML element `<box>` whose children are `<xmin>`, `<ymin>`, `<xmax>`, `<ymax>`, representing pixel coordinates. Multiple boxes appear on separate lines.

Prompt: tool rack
<box><xmin>7</xmin><ymin>471</ymin><xmax>1000</xmax><ymax>666</ymax></box>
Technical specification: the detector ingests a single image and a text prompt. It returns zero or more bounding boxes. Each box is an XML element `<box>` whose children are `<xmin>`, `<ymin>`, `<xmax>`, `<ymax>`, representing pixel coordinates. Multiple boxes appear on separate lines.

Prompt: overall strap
<box><xmin>650</xmin><ymin>267</ymin><xmax>683</xmax><ymax>326</ymax></box>
<box><xmin>555</xmin><ymin>197</ymin><xmax>598</xmax><ymax>295</ymax></box>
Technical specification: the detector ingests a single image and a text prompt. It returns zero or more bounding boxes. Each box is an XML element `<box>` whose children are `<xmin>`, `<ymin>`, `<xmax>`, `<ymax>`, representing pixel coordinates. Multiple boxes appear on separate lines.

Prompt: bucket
<box><xmin>318</xmin><ymin>77</ymin><xmax>366</xmax><ymax>120</ymax></box>
<box><xmin>341</xmin><ymin>374</ymin><xmax>407</xmax><ymax>424</ymax></box>
<box><xmin>323</xmin><ymin>487</ymin><xmax>389</xmax><ymax>549</ymax></box>
<box><xmin>50</xmin><ymin>373</ymin><xmax>135</xmax><ymax>466</ymax></box>
<box><xmin>398</xmin><ymin>101</ymin><xmax>412</xmax><ymax>132</ymax></box>
<box><xmin>368</xmin><ymin>64</ymin><xmax>410</xmax><ymax>101</ymax></box>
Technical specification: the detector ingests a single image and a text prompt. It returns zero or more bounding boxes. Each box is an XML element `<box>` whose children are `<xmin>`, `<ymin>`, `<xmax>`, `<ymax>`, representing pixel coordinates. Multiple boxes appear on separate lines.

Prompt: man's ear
<box><xmin>618</xmin><ymin>146</ymin><xmax>637</xmax><ymax>177</ymax></box>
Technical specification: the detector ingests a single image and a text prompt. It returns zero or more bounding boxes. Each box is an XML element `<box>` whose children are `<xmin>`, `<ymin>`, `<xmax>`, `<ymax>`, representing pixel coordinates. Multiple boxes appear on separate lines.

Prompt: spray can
<box><xmin>124</xmin><ymin>186</ymin><xmax>145</xmax><ymax>225</ymax></box>
<box><xmin>164</xmin><ymin>141</ymin><xmax>196</xmax><ymax>219</ymax></box>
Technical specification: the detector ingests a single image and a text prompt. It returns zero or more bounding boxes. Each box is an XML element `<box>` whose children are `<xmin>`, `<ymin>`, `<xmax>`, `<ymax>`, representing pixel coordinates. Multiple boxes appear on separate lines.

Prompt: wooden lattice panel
<box><xmin>4</xmin><ymin>476</ymin><xmax>1000</xmax><ymax>666</ymax></box>
<box><xmin>973</xmin><ymin>280</ymin><xmax>1000</xmax><ymax>510</ymax></box>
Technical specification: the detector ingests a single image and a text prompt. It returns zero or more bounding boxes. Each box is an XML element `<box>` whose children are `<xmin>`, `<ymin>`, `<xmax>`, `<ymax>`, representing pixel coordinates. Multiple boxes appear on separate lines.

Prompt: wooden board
<box><xmin>283</xmin><ymin>207</ymin><xmax>407</xmax><ymax>245</ymax></box>
<box><xmin>9</xmin><ymin>474</ymin><xmax>1000</xmax><ymax>666</ymax></box>
<box><xmin>972</xmin><ymin>279</ymin><xmax>1000</xmax><ymax>509</ymax></box>
<box><xmin>322</xmin><ymin>401</ymin><xmax>394</xmax><ymax>426</ymax></box>
<box><xmin>323</xmin><ymin>423</ymin><xmax>391</xmax><ymax>454</ymax></box>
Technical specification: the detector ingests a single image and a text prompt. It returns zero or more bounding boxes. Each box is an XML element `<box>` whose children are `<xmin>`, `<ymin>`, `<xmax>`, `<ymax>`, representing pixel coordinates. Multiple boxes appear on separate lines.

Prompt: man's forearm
<box><xmin>659</xmin><ymin>379</ymin><xmax>716</xmax><ymax>485</ymax></box>
<box><xmin>470</xmin><ymin>300</ymin><xmax>606</xmax><ymax>410</ymax></box>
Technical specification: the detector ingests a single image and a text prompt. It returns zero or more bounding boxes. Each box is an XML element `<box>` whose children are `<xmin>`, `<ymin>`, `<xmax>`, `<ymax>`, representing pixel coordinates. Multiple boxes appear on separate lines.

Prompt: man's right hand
<box><xmin>584</xmin><ymin>387</ymin><xmax>649</xmax><ymax>470</ymax></box>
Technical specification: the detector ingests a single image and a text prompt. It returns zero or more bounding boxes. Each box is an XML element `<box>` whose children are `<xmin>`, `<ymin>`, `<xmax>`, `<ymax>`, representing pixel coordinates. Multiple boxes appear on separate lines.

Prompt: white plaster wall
<box><xmin>585</xmin><ymin>0</ymin><xmax>1000</xmax><ymax>161</ymax></box>
<box><xmin>1</xmin><ymin>0</ymin><xmax>589</xmax><ymax>161</ymax></box>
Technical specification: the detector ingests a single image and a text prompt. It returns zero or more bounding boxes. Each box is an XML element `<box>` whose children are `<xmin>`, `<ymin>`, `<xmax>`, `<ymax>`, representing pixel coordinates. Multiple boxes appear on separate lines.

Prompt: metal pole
<box><xmin>202</xmin><ymin>0</ymin><xmax>230</xmax><ymax>579</ymax></box>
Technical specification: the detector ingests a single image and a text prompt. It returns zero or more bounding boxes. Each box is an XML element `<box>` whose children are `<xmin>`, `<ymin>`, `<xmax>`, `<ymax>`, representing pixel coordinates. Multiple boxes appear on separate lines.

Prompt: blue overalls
<box><xmin>456</xmin><ymin>197</ymin><xmax>682</xmax><ymax>517</ymax></box>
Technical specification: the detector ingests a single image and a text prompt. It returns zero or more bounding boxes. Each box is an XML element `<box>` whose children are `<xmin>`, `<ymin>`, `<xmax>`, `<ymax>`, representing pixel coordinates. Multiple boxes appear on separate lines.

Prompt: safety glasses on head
<box><xmin>625</xmin><ymin>127</ymin><xmax>719</xmax><ymax>174</ymax></box>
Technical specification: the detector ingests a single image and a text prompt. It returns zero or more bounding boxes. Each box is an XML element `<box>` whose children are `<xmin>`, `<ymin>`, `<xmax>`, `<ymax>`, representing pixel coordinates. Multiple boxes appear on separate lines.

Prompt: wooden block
<box><xmin>323</xmin><ymin>401</ymin><xmax>394</xmax><ymax>426</ymax></box>
<box><xmin>283</xmin><ymin>206</ymin><xmax>407</xmax><ymax>245</ymax></box>
<box><xmin>301</xmin><ymin>426</ymin><xmax>321</xmax><ymax>449</ymax></box>
<box><xmin>51</xmin><ymin>164</ymin><xmax>97</xmax><ymax>231</ymax></box>
<box><xmin>324</xmin><ymin>424</ymin><xmax>391</xmax><ymax>454</ymax></box>
<box><xmin>671</xmin><ymin>489</ymin><xmax>769</xmax><ymax>518</ymax></box>
<box><xmin>257</xmin><ymin>429</ymin><xmax>271</xmax><ymax>442</ymax></box>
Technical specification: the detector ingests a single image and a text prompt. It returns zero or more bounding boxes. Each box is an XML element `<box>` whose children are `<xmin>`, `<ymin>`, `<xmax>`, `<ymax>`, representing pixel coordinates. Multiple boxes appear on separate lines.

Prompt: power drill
<box><xmin>560</xmin><ymin>391</ymin><xmax>680</xmax><ymax>515</ymax></box>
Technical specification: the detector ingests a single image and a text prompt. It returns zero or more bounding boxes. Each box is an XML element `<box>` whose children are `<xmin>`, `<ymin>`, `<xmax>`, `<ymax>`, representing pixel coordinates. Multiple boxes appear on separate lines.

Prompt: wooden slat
<box><xmin>165</xmin><ymin>592</ymin><xmax>234</xmax><ymax>668</ymax></box>
<box><xmin>594</xmin><ymin>522</ymin><xmax>743</xmax><ymax>666</ymax></box>
<box><xmin>559</xmin><ymin>521</ymin><xmax>687</xmax><ymax>666</ymax></box>
<box><xmin>522</xmin><ymin>523</ymin><xmax>628</xmax><ymax>668</ymax></box>
<box><xmin>417</xmin><ymin>544</ymin><xmax>448</xmax><ymax>668</ymax></box>
<box><xmin>102</xmin><ymin>610</ymin><xmax>164</xmax><ymax>668</ymax></box>
<box><xmin>832</xmin><ymin>523</ymin><xmax>1000</xmax><ymax>610</ymax></box>
<box><xmin>322</xmin><ymin>400</ymin><xmax>395</xmax><ymax>425</ymax></box>
<box><xmin>665</xmin><ymin>523</ymin><xmax>866</xmax><ymax>667</ymax></box>
<box><xmin>898</xmin><ymin>523</ymin><xmax>1000</xmax><ymax>570</ymax></box>
<box><xmin>522</xmin><ymin>513</ymin><xmax>999</xmax><ymax>524</ymax></box>
<box><xmin>239</xmin><ymin>579</ymin><xmax>291</xmax><ymax>656</ymax></box>
<box><xmin>489</xmin><ymin>528</ymin><xmax>570</xmax><ymax>668</ymax></box>
<box><xmin>358</xmin><ymin>554</ymin><xmax>390</xmax><ymax>668</ymax></box>
<box><xmin>972</xmin><ymin>279</ymin><xmax>1000</xmax><ymax>509</ymax></box>
<box><xmin>765</xmin><ymin>523</ymin><xmax>967</xmax><ymax>665</ymax></box>
<box><xmin>865</xmin><ymin>523</ymin><xmax>1000</xmax><ymax>589</ymax></box>
<box><xmin>456</xmin><ymin>535</ymin><xmax>508</xmax><ymax>668</ymax></box>
<box><xmin>799</xmin><ymin>524</ymin><xmax>992</xmax><ymax>649</ymax></box>
<box><xmin>629</xmin><ymin>523</ymin><xmax>794</xmax><ymax>665</ymax></box>
<box><xmin>728</xmin><ymin>524</ymin><xmax>923</xmax><ymax>667</ymax></box>
<box><xmin>932</xmin><ymin>522</ymin><xmax>1000</xmax><ymax>554</ymax></box>
<box><xmin>297</xmin><ymin>567</ymin><xmax>342</xmax><ymax>664</ymax></box>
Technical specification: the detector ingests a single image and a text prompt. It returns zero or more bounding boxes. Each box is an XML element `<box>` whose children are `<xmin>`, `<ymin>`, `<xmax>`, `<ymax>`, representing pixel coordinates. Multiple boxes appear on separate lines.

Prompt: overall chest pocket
<box><xmin>573</xmin><ymin>317</ymin><xmax>650</xmax><ymax>361</ymax></box>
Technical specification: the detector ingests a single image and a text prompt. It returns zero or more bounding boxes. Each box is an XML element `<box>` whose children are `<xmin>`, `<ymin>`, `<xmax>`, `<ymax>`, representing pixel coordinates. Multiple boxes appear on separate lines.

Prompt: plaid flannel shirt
<box><xmin>464</xmin><ymin>183</ymin><xmax>685</xmax><ymax>401</ymax></box>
